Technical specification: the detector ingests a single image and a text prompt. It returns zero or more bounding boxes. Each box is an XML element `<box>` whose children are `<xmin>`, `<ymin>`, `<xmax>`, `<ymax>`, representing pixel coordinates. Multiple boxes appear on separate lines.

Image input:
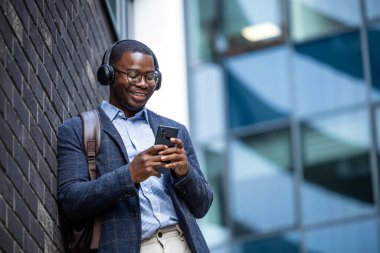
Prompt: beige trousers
<box><xmin>140</xmin><ymin>225</ymin><xmax>192</xmax><ymax>253</ymax></box>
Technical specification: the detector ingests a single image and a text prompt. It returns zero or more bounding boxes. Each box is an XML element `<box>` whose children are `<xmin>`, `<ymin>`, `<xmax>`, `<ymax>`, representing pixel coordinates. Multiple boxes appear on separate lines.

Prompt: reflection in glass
<box><xmin>290</xmin><ymin>0</ymin><xmax>360</xmax><ymax>42</ymax></box>
<box><xmin>305</xmin><ymin>218</ymin><xmax>379</xmax><ymax>253</ymax></box>
<box><xmin>368</xmin><ymin>23</ymin><xmax>380</xmax><ymax>101</ymax></box>
<box><xmin>293</xmin><ymin>31</ymin><xmax>366</xmax><ymax>117</ymax></box>
<box><xmin>234</xmin><ymin>233</ymin><xmax>300</xmax><ymax>253</ymax></box>
<box><xmin>301</xmin><ymin>108</ymin><xmax>375</xmax><ymax>225</ymax></box>
<box><xmin>225</xmin><ymin>46</ymin><xmax>291</xmax><ymax>128</ymax></box>
<box><xmin>191</xmin><ymin>63</ymin><xmax>225</xmax><ymax>143</ymax></box>
<box><xmin>365</xmin><ymin>0</ymin><xmax>380</xmax><ymax>22</ymax></box>
<box><xmin>230</xmin><ymin>128</ymin><xmax>295</xmax><ymax>235</ymax></box>
<box><xmin>198</xmin><ymin>140</ymin><xmax>230</xmax><ymax>249</ymax></box>
<box><xmin>221</xmin><ymin>0</ymin><xmax>284</xmax><ymax>54</ymax></box>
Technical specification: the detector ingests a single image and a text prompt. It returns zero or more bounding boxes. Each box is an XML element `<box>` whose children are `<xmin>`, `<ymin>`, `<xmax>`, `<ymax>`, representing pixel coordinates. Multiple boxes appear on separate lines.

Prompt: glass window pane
<box><xmin>290</xmin><ymin>0</ymin><xmax>361</xmax><ymax>42</ymax></box>
<box><xmin>301</xmin><ymin>108</ymin><xmax>375</xmax><ymax>225</ymax></box>
<box><xmin>368</xmin><ymin>22</ymin><xmax>380</xmax><ymax>101</ymax></box>
<box><xmin>191</xmin><ymin>63</ymin><xmax>226</xmax><ymax>143</ymax></box>
<box><xmin>293</xmin><ymin>31</ymin><xmax>366</xmax><ymax>118</ymax></box>
<box><xmin>221</xmin><ymin>0</ymin><xmax>284</xmax><ymax>54</ymax></box>
<box><xmin>198</xmin><ymin>140</ymin><xmax>230</xmax><ymax>249</ymax></box>
<box><xmin>305</xmin><ymin>218</ymin><xmax>380</xmax><ymax>253</ymax></box>
<box><xmin>225</xmin><ymin>46</ymin><xmax>291</xmax><ymax>128</ymax></box>
<box><xmin>365</xmin><ymin>0</ymin><xmax>380</xmax><ymax>22</ymax></box>
<box><xmin>230</xmin><ymin>128</ymin><xmax>295</xmax><ymax>235</ymax></box>
<box><xmin>234</xmin><ymin>233</ymin><xmax>300</xmax><ymax>253</ymax></box>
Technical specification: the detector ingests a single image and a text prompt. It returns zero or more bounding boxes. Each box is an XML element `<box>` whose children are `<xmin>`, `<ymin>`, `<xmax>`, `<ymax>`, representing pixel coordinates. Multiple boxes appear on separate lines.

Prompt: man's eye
<box><xmin>128</xmin><ymin>72</ymin><xmax>140</xmax><ymax>79</ymax></box>
<box><xmin>146</xmin><ymin>73</ymin><xmax>155</xmax><ymax>80</ymax></box>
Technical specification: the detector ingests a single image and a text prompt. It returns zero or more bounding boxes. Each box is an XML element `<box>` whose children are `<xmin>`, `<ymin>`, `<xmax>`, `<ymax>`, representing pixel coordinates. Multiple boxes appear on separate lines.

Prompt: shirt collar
<box><xmin>100</xmin><ymin>101</ymin><xmax>150</xmax><ymax>124</ymax></box>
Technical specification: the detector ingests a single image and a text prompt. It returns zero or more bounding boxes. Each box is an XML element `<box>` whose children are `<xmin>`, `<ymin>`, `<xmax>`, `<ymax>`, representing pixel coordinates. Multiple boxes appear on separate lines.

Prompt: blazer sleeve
<box><xmin>57</xmin><ymin>118</ymin><xmax>137</xmax><ymax>221</ymax></box>
<box><xmin>171</xmin><ymin>126</ymin><xmax>213</xmax><ymax>218</ymax></box>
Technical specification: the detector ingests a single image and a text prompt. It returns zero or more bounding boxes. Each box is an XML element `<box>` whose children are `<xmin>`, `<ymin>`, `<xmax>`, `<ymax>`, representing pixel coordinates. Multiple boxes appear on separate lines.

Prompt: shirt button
<box><xmin>157</xmin><ymin>232</ymin><xmax>162</xmax><ymax>238</ymax></box>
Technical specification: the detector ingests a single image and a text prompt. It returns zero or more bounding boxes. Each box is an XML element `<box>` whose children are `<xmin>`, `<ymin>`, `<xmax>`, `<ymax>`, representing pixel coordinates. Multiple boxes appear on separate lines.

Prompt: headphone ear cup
<box><xmin>155</xmin><ymin>71</ymin><xmax>162</xmax><ymax>90</ymax></box>
<box><xmin>97</xmin><ymin>64</ymin><xmax>114</xmax><ymax>86</ymax></box>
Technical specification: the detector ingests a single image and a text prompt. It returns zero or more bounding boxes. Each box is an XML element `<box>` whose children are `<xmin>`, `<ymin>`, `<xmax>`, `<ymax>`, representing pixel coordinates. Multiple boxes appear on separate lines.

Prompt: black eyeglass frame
<box><xmin>113</xmin><ymin>67</ymin><xmax>160</xmax><ymax>86</ymax></box>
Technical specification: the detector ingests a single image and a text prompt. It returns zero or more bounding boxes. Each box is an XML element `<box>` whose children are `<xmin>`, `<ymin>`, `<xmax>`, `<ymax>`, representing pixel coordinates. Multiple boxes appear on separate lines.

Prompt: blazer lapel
<box><xmin>97</xmin><ymin>106</ymin><xmax>130</xmax><ymax>163</ymax></box>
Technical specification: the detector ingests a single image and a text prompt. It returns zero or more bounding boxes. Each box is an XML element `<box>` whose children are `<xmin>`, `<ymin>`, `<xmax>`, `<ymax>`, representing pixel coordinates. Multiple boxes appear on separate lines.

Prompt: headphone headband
<box><xmin>97</xmin><ymin>39</ymin><xmax>161</xmax><ymax>90</ymax></box>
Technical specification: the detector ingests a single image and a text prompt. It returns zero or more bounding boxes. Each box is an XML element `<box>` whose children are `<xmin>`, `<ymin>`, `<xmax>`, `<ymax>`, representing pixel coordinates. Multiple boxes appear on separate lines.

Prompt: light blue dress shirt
<box><xmin>100</xmin><ymin>101</ymin><xmax>178</xmax><ymax>239</ymax></box>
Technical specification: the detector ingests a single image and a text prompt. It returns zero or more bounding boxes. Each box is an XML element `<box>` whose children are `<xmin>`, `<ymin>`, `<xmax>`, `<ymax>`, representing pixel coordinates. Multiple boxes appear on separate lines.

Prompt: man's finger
<box><xmin>170</xmin><ymin>138</ymin><xmax>183</xmax><ymax>149</ymax></box>
<box><xmin>145</xmin><ymin>144</ymin><xmax>167</xmax><ymax>155</ymax></box>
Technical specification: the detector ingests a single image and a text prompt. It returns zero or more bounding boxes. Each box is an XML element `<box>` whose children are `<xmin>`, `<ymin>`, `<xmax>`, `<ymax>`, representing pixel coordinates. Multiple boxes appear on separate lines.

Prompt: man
<box><xmin>57</xmin><ymin>40</ymin><xmax>213</xmax><ymax>252</ymax></box>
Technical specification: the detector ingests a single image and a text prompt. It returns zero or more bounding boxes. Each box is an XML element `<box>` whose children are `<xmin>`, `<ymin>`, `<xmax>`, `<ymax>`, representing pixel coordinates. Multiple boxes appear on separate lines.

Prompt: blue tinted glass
<box><xmin>225</xmin><ymin>46</ymin><xmax>291</xmax><ymax>128</ymax></box>
<box><xmin>293</xmin><ymin>31</ymin><xmax>366</xmax><ymax>118</ymax></box>
<box><xmin>290</xmin><ymin>0</ymin><xmax>361</xmax><ymax>42</ymax></box>
<box><xmin>305</xmin><ymin>218</ymin><xmax>379</xmax><ymax>253</ymax></box>
<box><xmin>234</xmin><ymin>233</ymin><xmax>300</xmax><ymax>253</ymax></box>
<box><xmin>301</xmin><ymin>108</ymin><xmax>375</xmax><ymax>224</ymax></box>
<box><xmin>368</xmin><ymin>23</ymin><xmax>380</xmax><ymax>101</ymax></box>
<box><xmin>230</xmin><ymin>128</ymin><xmax>295</xmax><ymax>234</ymax></box>
<box><xmin>198</xmin><ymin>140</ymin><xmax>230</xmax><ymax>249</ymax></box>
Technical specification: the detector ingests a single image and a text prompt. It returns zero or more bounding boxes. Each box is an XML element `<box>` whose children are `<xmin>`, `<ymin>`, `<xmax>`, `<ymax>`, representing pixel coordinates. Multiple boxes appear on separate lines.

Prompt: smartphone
<box><xmin>154</xmin><ymin>125</ymin><xmax>179</xmax><ymax>174</ymax></box>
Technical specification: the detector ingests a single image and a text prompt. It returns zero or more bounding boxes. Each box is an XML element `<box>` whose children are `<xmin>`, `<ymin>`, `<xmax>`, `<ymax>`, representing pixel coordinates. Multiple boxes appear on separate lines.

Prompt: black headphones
<box><xmin>97</xmin><ymin>39</ymin><xmax>162</xmax><ymax>90</ymax></box>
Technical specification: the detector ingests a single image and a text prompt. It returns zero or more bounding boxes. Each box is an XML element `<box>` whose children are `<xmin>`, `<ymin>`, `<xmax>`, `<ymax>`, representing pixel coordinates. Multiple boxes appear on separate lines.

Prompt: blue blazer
<box><xmin>57</xmin><ymin>106</ymin><xmax>213</xmax><ymax>252</ymax></box>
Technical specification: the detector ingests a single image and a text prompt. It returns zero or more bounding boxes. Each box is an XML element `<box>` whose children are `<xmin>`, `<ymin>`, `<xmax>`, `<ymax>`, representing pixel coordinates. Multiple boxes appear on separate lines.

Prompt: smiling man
<box><xmin>57</xmin><ymin>40</ymin><xmax>213</xmax><ymax>253</ymax></box>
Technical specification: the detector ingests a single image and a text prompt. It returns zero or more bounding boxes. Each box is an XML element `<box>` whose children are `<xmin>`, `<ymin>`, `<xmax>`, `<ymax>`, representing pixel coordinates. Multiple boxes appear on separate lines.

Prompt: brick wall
<box><xmin>0</xmin><ymin>0</ymin><xmax>115</xmax><ymax>252</ymax></box>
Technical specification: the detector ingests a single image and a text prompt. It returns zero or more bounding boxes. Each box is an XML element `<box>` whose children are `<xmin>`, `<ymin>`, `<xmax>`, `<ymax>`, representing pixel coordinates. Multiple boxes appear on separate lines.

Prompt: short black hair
<box><xmin>109</xmin><ymin>40</ymin><xmax>156</xmax><ymax>66</ymax></box>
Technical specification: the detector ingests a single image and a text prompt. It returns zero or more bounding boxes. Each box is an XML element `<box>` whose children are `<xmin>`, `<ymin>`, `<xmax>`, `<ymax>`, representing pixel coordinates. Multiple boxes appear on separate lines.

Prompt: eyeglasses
<box><xmin>113</xmin><ymin>68</ymin><xmax>159</xmax><ymax>86</ymax></box>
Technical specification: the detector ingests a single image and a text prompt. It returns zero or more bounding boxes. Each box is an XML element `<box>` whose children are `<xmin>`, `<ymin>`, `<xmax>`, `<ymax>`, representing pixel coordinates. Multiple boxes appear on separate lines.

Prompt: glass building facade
<box><xmin>185</xmin><ymin>0</ymin><xmax>380</xmax><ymax>252</ymax></box>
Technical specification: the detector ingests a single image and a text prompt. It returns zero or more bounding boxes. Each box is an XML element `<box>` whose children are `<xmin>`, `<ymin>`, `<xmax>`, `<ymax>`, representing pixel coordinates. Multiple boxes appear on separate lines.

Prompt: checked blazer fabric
<box><xmin>57</xmin><ymin>106</ymin><xmax>213</xmax><ymax>253</ymax></box>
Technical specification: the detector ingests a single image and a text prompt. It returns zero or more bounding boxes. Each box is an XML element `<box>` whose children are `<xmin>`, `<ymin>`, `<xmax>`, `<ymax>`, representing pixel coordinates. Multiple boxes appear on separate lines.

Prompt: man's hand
<box><xmin>159</xmin><ymin>138</ymin><xmax>188</xmax><ymax>177</ymax></box>
<box><xmin>130</xmin><ymin>145</ymin><xmax>168</xmax><ymax>183</ymax></box>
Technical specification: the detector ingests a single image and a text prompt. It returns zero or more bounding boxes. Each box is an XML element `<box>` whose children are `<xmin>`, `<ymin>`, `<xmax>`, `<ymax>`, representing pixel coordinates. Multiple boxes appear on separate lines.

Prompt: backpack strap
<box><xmin>79</xmin><ymin>109</ymin><xmax>101</xmax><ymax>249</ymax></box>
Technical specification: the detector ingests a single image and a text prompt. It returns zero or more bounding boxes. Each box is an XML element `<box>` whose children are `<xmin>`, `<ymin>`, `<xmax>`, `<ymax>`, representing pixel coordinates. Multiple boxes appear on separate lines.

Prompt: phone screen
<box><xmin>154</xmin><ymin>125</ymin><xmax>178</xmax><ymax>174</ymax></box>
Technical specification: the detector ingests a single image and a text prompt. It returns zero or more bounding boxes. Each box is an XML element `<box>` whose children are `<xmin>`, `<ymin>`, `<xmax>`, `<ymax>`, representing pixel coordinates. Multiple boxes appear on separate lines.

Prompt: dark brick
<box><xmin>15</xmin><ymin>191</ymin><xmax>29</xmax><ymax>227</ymax></box>
<box><xmin>0</xmin><ymin>9</ymin><xmax>13</xmax><ymax>50</ymax></box>
<box><xmin>12</xmin><ymin>138</ymin><xmax>29</xmax><ymax>176</ymax></box>
<box><xmin>28</xmin><ymin>22</ymin><xmax>43</xmax><ymax>59</ymax></box>
<box><xmin>43</xmin><ymin>45</ymin><xmax>57</xmax><ymax>81</ymax></box>
<box><xmin>0</xmin><ymin>170</ymin><xmax>13</xmax><ymax>205</ymax></box>
<box><xmin>23</xmin><ymin>231</ymin><xmax>39</xmax><ymax>253</ymax></box>
<box><xmin>37</xmin><ymin>58</ymin><xmax>52</xmax><ymax>98</ymax></box>
<box><xmin>13</xmin><ymin>90</ymin><xmax>30</xmax><ymax>129</ymax></box>
<box><xmin>5</xmin><ymin>101</ymin><xmax>23</xmax><ymax>141</ymax></box>
<box><xmin>28</xmin><ymin>69</ymin><xmax>44</xmax><ymax>104</ymax></box>
<box><xmin>22</xmin><ymin>179</ymin><xmax>38</xmax><ymax>216</ymax></box>
<box><xmin>0</xmin><ymin>32</ymin><xmax>5</xmax><ymax>65</ymax></box>
<box><xmin>5</xmin><ymin>50</ymin><xmax>23</xmax><ymax>92</ymax></box>
<box><xmin>0</xmin><ymin>61</ymin><xmax>14</xmax><ymax>102</ymax></box>
<box><xmin>0</xmin><ymin>84</ymin><xmax>5</xmax><ymax>117</ymax></box>
<box><xmin>44</xmin><ymin>143</ymin><xmax>57</xmax><ymax>176</ymax></box>
<box><xmin>0</xmin><ymin>223</ymin><xmax>13</xmax><ymax>253</ymax></box>
<box><xmin>37</xmin><ymin>107</ymin><xmax>51</xmax><ymax>141</ymax></box>
<box><xmin>43</xmin><ymin>96</ymin><xmax>60</xmax><ymax>132</ymax></box>
<box><xmin>22</xmin><ymin>32</ymin><xmax>38</xmax><ymax>71</ymax></box>
<box><xmin>29</xmin><ymin>163</ymin><xmax>44</xmax><ymax>200</ymax></box>
<box><xmin>22</xmin><ymin>82</ymin><xmax>38</xmax><ymax>119</ymax></box>
<box><xmin>13</xmin><ymin>40</ymin><xmax>29</xmax><ymax>81</ymax></box>
<box><xmin>55</xmin><ymin>0</ymin><xmax>67</xmax><ymax>24</ymax></box>
<box><xmin>44</xmin><ymin>191</ymin><xmax>57</xmax><ymax>223</ymax></box>
<box><xmin>23</xmin><ymin>0</ymin><xmax>38</xmax><ymax>25</ymax></box>
<box><xmin>6</xmin><ymin>153</ymin><xmax>24</xmax><ymax>193</ymax></box>
<box><xmin>0</xmin><ymin>196</ymin><xmax>6</xmax><ymax>223</ymax></box>
<box><xmin>28</xmin><ymin>118</ymin><xmax>43</xmax><ymax>155</ymax></box>
<box><xmin>34</xmin><ymin>0</ymin><xmax>44</xmax><ymax>17</ymax></box>
<box><xmin>20</xmin><ymin>133</ymin><xmax>41</xmax><ymax>166</ymax></box>
<box><xmin>7</xmin><ymin>207</ymin><xmax>24</xmax><ymax>246</ymax></box>
<box><xmin>29</xmin><ymin>217</ymin><xmax>44</xmax><ymax>249</ymax></box>
<box><xmin>0</xmin><ymin>139</ymin><xmax>7</xmax><ymax>170</ymax></box>
<box><xmin>8</xmin><ymin>0</ymin><xmax>28</xmax><ymax>30</ymax></box>
<box><xmin>37</xmin><ymin>153</ymin><xmax>51</xmax><ymax>188</ymax></box>
<box><xmin>0</xmin><ymin>109</ymin><xmax>14</xmax><ymax>150</ymax></box>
